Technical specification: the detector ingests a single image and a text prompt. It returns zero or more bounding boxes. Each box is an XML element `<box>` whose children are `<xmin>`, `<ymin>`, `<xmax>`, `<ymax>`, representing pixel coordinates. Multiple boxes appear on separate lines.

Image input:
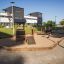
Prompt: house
<box><xmin>0</xmin><ymin>6</ymin><xmax>41</xmax><ymax>28</ymax></box>
<box><xmin>29</xmin><ymin>12</ymin><xmax>42</xmax><ymax>26</ymax></box>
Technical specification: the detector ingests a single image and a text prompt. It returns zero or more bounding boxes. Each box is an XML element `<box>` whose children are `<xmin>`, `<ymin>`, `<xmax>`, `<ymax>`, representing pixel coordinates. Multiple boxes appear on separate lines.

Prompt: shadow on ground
<box><xmin>0</xmin><ymin>32</ymin><xmax>35</xmax><ymax>47</ymax></box>
<box><xmin>0</xmin><ymin>32</ymin><xmax>12</xmax><ymax>39</ymax></box>
<box><xmin>26</xmin><ymin>36</ymin><xmax>36</xmax><ymax>45</ymax></box>
<box><xmin>0</xmin><ymin>49</ymin><xmax>24</xmax><ymax>64</ymax></box>
<box><xmin>0</xmin><ymin>32</ymin><xmax>25</xmax><ymax>47</ymax></box>
<box><xmin>0</xmin><ymin>38</ymin><xmax>25</xmax><ymax>47</ymax></box>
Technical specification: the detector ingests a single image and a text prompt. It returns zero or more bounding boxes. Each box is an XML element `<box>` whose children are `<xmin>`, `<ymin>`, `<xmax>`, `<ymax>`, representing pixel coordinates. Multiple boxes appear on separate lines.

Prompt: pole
<box><xmin>10</xmin><ymin>2</ymin><xmax>15</xmax><ymax>36</ymax></box>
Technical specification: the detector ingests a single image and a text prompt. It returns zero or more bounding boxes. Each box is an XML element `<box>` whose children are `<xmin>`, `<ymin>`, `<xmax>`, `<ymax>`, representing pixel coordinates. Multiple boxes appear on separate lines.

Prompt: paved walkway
<box><xmin>7</xmin><ymin>35</ymin><xmax>64</xmax><ymax>51</ymax></box>
<box><xmin>58</xmin><ymin>39</ymin><xmax>64</xmax><ymax>48</ymax></box>
<box><xmin>0</xmin><ymin>34</ymin><xmax>64</xmax><ymax>64</ymax></box>
<box><xmin>0</xmin><ymin>45</ymin><xmax>64</xmax><ymax>64</ymax></box>
<box><xmin>0</xmin><ymin>34</ymin><xmax>64</xmax><ymax>51</ymax></box>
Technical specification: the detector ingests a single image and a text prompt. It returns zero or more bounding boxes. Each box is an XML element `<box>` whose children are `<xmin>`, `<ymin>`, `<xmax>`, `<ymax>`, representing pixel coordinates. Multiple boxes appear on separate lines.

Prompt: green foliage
<box><xmin>43</xmin><ymin>20</ymin><xmax>56</xmax><ymax>30</ymax></box>
<box><xmin>43</xmin><ymin>20</ymin><xmax>56</xmax><ymax>27</ymax></box>
<box><xmin>59</xmin><ymin>19</ymin><xmax>64</xmax><ymax>25</ymax></box>
<box><xmin>0</xmin><ymin>24</ymin><xmax>4</xmax><ymax>28</ymax></box>
<box><xmin>47</xmin><ymin>20</ymin><xmax>55</xmax><ymax>27</ymax></box>
<box><xmin>36</xmin><ymin>26</ymin><xmax>41</xmax><ymax>31</ymax></box>
<box><xmin>43</xmin><ymin>22</ymin><xmax>47</xmax><ymax>26</ymax></box>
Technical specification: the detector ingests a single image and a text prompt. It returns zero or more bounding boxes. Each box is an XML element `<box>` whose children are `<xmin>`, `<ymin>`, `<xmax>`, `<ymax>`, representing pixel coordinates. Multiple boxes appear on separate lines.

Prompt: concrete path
<box><xmin>0</xmin><ymin>34</ymin><xmax>64</xmax><ymax>51</ymax></box>
<box><xmin>58</xmin><ymin>39</ymin><xmax>64</xmax><ymax>48</ymax></box>
<box><xmin>4</xmin><ymin>34</ymin><xmax>64</xmax><ymax>51</ymax></box>
<box><xmin>0</xmin><ymin>45</ymin><xmax>64</xmax><ymax>64</ymax></box>
<box><xmin>0</xmin><ymin>34</ymin><xmax>64</xmax><ymax>64</ymax></box>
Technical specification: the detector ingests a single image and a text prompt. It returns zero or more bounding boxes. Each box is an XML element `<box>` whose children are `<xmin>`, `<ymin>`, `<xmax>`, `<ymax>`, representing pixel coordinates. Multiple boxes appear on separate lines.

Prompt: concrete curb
<box><xmin>4</xmin><ymin>43</ymin><xmax>58</xmax><ymax>51</ymax></box>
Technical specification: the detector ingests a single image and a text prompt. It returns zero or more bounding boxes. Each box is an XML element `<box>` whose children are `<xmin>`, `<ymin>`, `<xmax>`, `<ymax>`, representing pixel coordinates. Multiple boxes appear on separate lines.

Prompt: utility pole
<box><xmin>10</xmin><ymin>2</ymin><xmax>15</xmax><ymax>36</ymax></box>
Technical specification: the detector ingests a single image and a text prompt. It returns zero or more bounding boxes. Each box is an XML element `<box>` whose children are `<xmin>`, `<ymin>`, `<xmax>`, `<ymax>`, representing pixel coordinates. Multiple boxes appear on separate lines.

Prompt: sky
<box><xmin>0</xmin><ymin>0</ymin><xmax>64</xmax><ymax>24</ymax></box>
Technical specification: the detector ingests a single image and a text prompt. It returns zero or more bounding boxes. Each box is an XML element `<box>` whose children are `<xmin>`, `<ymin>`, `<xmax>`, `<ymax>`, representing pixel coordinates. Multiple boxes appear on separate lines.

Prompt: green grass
<box><xmin>0</xmin><ymin>25</ymin><xmax>38</xmax><ymax>35</ymax></box>
<box><xmin>25</xmin><ymin>25</ymin><xmax>38</xmax><ymax>34</ymax></box>
<box><xmin>0</xmin><ymin>26</ymin><xmax>32</xmax><ymax>35</ymax></box>
<box><xmin>25</xmin><ymin>26</ymin><xmax>32</xmax><ymax>34</ymax></box>
<box><xmin>0</xmin><ymin>28</ymin><xmax>13</xmax><ymax>35</ymax></box>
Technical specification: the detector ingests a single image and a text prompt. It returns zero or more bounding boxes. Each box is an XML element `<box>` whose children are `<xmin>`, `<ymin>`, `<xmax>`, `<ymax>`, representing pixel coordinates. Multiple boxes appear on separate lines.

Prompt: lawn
<box><xmin>0</xmin><ymin>25</ymin><xmax>38</xmax><ymax>36</ymax></box>
<box><xmin>0</xmin><ymin>28</ymin><xmax>13</xmax><ymax>35</ymax></box>
<box><xmin>25</xmin><ymin>25</ymin><xmax>32</xmax><ymax>34</ymax></box>
<box><xmin>25</xmin><ymin>25</ymin><xmax>38</xmax><ymax>34</ymax></box>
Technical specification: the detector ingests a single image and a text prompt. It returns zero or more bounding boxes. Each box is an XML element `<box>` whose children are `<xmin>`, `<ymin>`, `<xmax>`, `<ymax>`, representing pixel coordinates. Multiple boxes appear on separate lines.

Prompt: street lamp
<box><xmin>10</xmin><ymin>2</ymin><xmax>15</xmax><ymax>36</ymax></box>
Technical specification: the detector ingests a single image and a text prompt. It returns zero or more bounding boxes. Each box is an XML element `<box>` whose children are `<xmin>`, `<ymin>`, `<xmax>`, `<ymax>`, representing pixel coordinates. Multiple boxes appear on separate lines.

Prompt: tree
<box><xmin>43</xmin><ymin>22</ymin><xmax>47</xmax><ymax>27</ymax></box>
<box><xmin>43</xmin><ymin>20</ymin><xmax>55</xmax><ymax>28</ymax></box>
<box><xmin>47</xmin><ymin>20</ymin><xmax>55</xmax><ymax>27</ymax></box>
<box><xmin>60</xmin><ymin>19</ymin><xmax>64</xmax><ymax>25</ymax></box>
